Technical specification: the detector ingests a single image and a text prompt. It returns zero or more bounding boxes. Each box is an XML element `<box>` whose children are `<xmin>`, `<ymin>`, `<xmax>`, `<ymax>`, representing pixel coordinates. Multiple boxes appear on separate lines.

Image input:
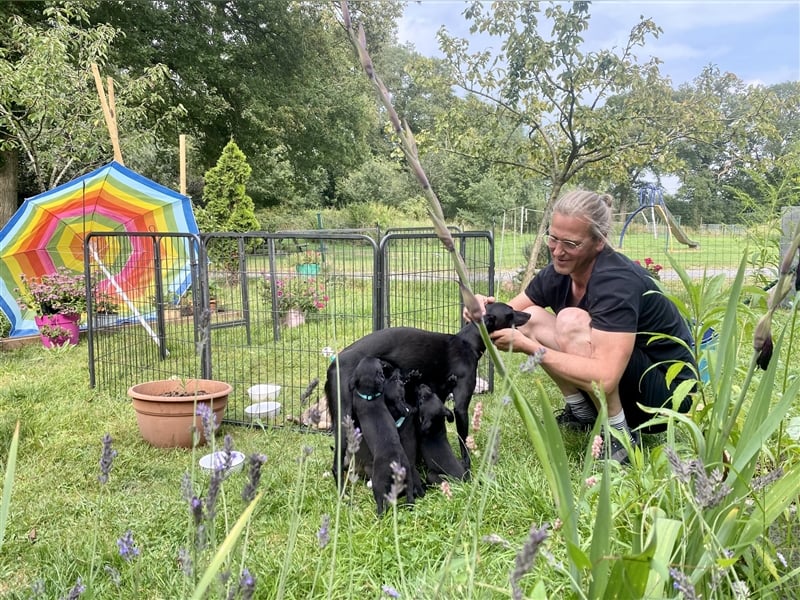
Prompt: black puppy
<box><xmin>352</xmin><ymin>366</ymin><xmax>426</xmax><ymax>499</ymax></box>
<box><xmin>383</xmin><ymin>367</ymin><xmax>425</xmax><ymax>498</ymax></box>
<box><xmin>416</xmin><ymin>383</ymin><xmax>466</xmax><ymax>485</ymax></box>
<box><xmin>325</xmin><ymin>302</ymin><xmax>530</xmax><ymax>489</ymax></box>
<box><xmin>350</xmin><ymin>357</ymin><xmax>416</xmax><ymax>515</ymax></box>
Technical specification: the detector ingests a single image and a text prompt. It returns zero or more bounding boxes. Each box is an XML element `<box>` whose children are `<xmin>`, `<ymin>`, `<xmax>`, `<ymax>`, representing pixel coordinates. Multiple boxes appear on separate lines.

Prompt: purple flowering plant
<box><xmin>16</xmin><ymin>267</ymin><xmax>87</xmax><ymax>316</ymax></box>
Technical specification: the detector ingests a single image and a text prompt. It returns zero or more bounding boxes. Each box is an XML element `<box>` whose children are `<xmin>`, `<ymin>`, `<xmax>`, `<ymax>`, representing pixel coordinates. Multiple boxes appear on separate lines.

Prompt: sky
<box><xmin>398</xmin><ymin>1</ymin><xmax>800</xmax><ymax>87</ymax></box>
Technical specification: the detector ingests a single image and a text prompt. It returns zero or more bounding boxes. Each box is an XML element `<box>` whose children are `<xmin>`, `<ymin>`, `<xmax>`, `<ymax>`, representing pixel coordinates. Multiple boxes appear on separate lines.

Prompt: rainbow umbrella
<box><xmin>0</xmin><ymin>161</ymin><xmax>199</xmax><ymax>337</ymax></box>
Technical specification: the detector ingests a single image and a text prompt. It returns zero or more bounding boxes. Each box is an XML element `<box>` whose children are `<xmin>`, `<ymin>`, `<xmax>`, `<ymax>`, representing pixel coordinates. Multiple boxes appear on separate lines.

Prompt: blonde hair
<box><xmin>552</xmin><ymin>190</ymin><xmax>613</xmax><ymax>240</ymax></box>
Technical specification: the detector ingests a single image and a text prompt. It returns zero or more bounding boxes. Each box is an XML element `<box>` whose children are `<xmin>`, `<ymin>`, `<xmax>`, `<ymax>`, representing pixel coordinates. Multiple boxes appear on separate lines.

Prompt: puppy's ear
<box><xmin>513</xmin><ymin>310</ymin><xmax>531</xmax><ymax>326</ymax></box>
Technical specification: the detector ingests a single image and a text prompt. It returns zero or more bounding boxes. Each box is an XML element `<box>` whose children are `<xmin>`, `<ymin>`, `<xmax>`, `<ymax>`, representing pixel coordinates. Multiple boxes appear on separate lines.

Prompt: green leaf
<box><xmin>190</xmin><ymin>491</ymin><xmax>262</xmax><ymax>600</ymax></box>
<box><xmin>0</xmin><ymin>421</ymin><xmax>20</xmax><ymax>553</ymax></box>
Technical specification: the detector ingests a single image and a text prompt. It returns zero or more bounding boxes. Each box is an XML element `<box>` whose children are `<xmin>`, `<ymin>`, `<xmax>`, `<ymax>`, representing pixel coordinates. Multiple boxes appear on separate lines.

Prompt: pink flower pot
<box><xmin>34</xmin><ymin>313</ymin><xmax>80</xmax><ymax>348</ymax></box>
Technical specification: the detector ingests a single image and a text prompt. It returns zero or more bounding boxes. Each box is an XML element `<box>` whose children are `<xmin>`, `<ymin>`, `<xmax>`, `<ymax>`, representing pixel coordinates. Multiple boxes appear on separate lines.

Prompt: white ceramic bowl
<box><xmin>247</xmin><ymin>384</ymin><xmax>281</xmax><ymax>402</ymax></box>
<box><xmin>199</xmin><ymin>450</ymin><xmax>245</xmax><ymax>477</ymax></box>
<box><xmin>244</xmin><ymin>401</ymin><xmax>282</xmax><ymax>420</ymax></box>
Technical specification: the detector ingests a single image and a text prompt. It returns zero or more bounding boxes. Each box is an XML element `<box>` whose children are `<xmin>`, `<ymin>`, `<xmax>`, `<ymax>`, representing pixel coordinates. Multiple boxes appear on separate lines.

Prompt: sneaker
<box><xmin>603</xmin><ymin>429</ymin><xmax>641</xmax><ymax>465</ymax></box>
<box><xmin>554</xmin><ymin>404</ymin><xmax>595</xmax><ymax>431</ymax></box>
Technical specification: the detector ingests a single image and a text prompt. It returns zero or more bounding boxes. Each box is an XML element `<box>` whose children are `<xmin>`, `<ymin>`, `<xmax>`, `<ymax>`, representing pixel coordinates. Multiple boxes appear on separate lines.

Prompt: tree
<box><xmin>433</xmin><ymin>1</ymin><xmax>700</xmax><ymax>282</ymax></box>
<box><xmin>0</xmin><ymin>3</ymin><xmax>181</xmax><ymax>226</ymax></box>
<box><xmin>91</xmin><ymin>0</ymin><xmax>404</xmax><ymax>208</ymax></box>
<box><xmin>198</xmin><ymin>140</ymin><xmax>260</xmax><ymax>279</ymax></box>
<box><xmin>671</xmin><ymin>71</ymin><xmax>800</xmax><ymax>225</ymax></box>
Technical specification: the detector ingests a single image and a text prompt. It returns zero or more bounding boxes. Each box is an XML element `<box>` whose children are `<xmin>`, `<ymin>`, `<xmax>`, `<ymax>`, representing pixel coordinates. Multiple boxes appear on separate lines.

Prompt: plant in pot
<box><xmin>260</xmin><ymin>275</ymin><xmax>328</xmax><ymax>327</ymax></box>
<box><xmin>93</xmin><ymin>290</ymin><xmax>120</xmax><ymax>328</ymax></box>
<box><xmin>207</xmin><ymin>281</ymin><xmax>224</xmax><ymax>312</ymax></box>
<box><xmin>295</xmin><ymin>250</ymin><xmax>321</xmax><ymax>276</ymax></box>
<box><xmin>179</xmin><ymin>291</ymin><xmax>194</xmax><ymax>317</ymax></box>
<box><xmin>15</xmin><ymin>267</ymin><xmax>86</xmax><ymax>347</ymax></box>
<box><xmin>127</xmin><ymin>377</ymin><xmax>232</xmax><ymax>448</ymax></box>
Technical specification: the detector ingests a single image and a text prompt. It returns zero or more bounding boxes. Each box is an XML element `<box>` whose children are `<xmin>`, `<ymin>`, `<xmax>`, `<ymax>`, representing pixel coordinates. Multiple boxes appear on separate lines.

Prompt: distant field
<box><xmin>492</xmin><ymin>222</ymin><xmax>779</xmax><ymax>292</ymax></box>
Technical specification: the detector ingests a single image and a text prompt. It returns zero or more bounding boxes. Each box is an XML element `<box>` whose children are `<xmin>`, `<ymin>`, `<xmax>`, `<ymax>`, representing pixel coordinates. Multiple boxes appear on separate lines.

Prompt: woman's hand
<box><xmin>490</xmin><ymin>327</ymin><xmax>539</xmax><ymax>355</ymax></box>
<box><xmin>463</xmin><ymin>294</ymin><xmax>495</xmax><ymax>322</ymax></box>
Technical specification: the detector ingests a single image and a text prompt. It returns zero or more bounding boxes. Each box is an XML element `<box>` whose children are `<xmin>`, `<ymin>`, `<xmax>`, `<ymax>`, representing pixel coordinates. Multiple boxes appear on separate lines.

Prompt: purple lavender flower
<box><xmin>381</xmin><ymin>584</ymin><xmax>400</xmax><ymax>598</ymax></box>
<box><xmin>317</xmin><ymin>514</ymin><xmax>330</xmax><ymax>549</ymax></box>
<box><xmin>752</xmin><ymin>467</ymin><xmax>783</xmax><ymax>492</ymax></box>
<box><xmin>98</xmin><ymin>433</ymin><xmax>117</xmax><ymax>485</ymax></box>
<box><xmin>195</xmin><ymin>403</ymin><xmax>217</xmax><ymax>443</ymax></box>
<box><xmin>343</xmin><ymin>415</ymin><xmax>362</xmax><ymax>456</ymax></box>
<box><xmin>242</xmin><ymin>453</ymin><xmax>267</xmax><ymax>503</ymax></box>
<box><xmin>116</xmin><ymin>529</ymin><xmax>140</xmax><ymax>562</ymax></box>
<box><xmin>239</xmin><ymin>568</ymin><xmax>256</xmax><ymax>600</ymax></box>
<box><xmin>520</xmin><ymin>347</ymin><xmax>547</xmax><ymax>372</ymax></box>
<box><xmin>206</xmin><ymin>469</ymin><xmax>222</xmax><ymax>523</ymax></box>
<box><xmin>177</xmin><ymin>547</ymin><xmax>193</xmax><ymax>576</ymax></box>
<box><xmin>180</xmin><ymin>472</ymin><xmax>193</xmax><ymax>502</ymax></box>
<box><xmin>104</xmin><ymin>564</ymin><xmax>121</xmax><ymax>587</ymax></box>
<box><xmin>190</xmin><ymin>496</ymin><xmax>203</xmax><ymax>525</ymax></box>
<box><xmin>59</xmin><ymin>577</ymin><xmax>85</xmax><ymax>600</ymax></box>
<box><xmin>384</xmin><ymin>460</ymin><xmax>407</xmax><ymax>506</ymax></box>
<box><xmin>670</xmin><ymin>567</ymin><xmax>698</xmax><ymax>600</ymax></box>
<box><xmin>510</xmin><ymin>524</ymin><xmax>548</xmax><ymax>600</ymax></box>
<box><xmin>693</xmin><ymin>467</ymin><xmax>731</xmax><ymax>509</ymax></box>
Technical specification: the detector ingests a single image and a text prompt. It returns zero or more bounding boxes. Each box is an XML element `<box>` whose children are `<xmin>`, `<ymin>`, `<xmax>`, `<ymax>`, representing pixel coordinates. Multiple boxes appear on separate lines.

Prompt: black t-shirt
<box><xmin>525</xmin><ymin>246</ymin><xmax>696</xmax><ymax>371</ymax></box>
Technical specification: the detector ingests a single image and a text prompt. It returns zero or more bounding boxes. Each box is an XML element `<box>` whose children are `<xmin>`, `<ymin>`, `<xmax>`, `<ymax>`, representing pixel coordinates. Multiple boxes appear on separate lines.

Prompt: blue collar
<box><xmin>355</xmin><ymin>390</ymin><xmax>381</xmax><ymax>401</ymax></box>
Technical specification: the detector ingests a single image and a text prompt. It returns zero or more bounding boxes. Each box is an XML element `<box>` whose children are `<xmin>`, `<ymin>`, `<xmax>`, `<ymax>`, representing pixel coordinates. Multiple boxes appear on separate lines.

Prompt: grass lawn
<box><xmin>2</xmin><ymin>260</ymin><xmax>800</xmax><ymax>598</ymax></box>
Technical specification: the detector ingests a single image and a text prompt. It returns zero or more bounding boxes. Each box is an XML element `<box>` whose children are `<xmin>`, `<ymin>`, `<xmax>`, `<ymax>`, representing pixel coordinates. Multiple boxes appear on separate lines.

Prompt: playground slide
<box><xmin>663</xmin><ymin>207</ymin><xmax>699</xmax><ymax>248</ymax></box>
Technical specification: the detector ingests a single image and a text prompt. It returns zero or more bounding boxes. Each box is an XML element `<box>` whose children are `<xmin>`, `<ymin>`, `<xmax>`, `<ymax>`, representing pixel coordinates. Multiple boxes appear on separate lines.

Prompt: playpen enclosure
<box><xmin>85</xmin><ymin>230</ymin><xmax>495</xmax><ymax>426</ymax></box>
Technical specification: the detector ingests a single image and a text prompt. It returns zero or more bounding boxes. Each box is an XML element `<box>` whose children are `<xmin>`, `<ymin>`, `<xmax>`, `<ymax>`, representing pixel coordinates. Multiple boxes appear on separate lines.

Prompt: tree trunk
<box><xmin>0</xmin><ymin>149</ymin><xmax>18</xmax><ymax>229</ymax></box>
<box><xmin>521</xmin><ymin>182</ymin><xmax>564</xmax><ymax>289</ymax></box>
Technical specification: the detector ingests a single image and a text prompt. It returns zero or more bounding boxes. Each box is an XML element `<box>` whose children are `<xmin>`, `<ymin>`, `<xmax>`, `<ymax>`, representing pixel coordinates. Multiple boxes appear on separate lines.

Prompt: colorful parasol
<box><xmin>0</xmin><ymin>161</ymin><xmax>199</xmax><ymax>337</ymax></box>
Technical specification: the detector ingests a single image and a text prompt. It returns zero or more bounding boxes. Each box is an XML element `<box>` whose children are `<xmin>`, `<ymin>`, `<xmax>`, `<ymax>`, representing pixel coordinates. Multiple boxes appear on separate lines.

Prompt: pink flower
<box><xmin>644</xmin><ymin>257</ymin><xmax>653</xmax><ymax>266</ymax></box>
<box><xmin>585</xmin><ymin>476</ymin><xmax>598</xmax><ymax>487</ymax></box>
<box><xmin>440</xmin><ymin>480</ymin><xmax>452</xmax><ymax>499</ymax></box>
<box><xmin>471</xmin><ymin>401</ymin><xmax>483</xmax><ymax>431</ymax></box>
<box><xmin>465</xmin><ymin>435</ymin><xmax>477</xmax><ymax>451</ymax></box>
<box><xmin>591</xmin><ymin>435</ymin><xmax>603</xmax><ymax>459</ymax></box>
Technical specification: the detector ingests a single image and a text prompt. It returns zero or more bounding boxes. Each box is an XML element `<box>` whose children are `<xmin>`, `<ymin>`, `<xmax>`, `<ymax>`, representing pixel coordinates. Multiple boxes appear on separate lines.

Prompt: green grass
<box><xmin>2</xmin><ymin>300</ymin><xmax>799</xmax><ymax>599</ymax></box>
<box><xmin>3</xmin><ymin>255</ymin><xmax>800</xmax><ymax>598</ymax></box>
<box><xmin>0</xmin><ymin>342</ymin><xmax>579</xmax><ymax>598</ymax></box>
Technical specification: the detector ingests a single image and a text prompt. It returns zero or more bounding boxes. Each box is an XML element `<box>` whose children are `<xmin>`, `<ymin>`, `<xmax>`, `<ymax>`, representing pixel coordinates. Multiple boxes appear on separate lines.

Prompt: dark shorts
<box><xmin>583</xmin><ymin>346</ymin><xmax>695</xmax><ymax>433</ymax></box>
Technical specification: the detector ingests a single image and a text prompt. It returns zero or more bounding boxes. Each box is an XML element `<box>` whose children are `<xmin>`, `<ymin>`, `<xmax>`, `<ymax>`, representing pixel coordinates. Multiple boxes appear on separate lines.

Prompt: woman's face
<box><xmin>547</xmin><ymin>212</ymin><xmax>605</xmax><ymax>277</ymax></box>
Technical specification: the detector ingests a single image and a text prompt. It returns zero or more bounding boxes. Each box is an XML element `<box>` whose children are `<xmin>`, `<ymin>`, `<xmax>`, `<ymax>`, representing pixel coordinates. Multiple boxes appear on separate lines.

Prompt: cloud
<box><xmin>399</xmin><ymin>1</ymin><xmax>799</xmax><ymax>87</ymax></box>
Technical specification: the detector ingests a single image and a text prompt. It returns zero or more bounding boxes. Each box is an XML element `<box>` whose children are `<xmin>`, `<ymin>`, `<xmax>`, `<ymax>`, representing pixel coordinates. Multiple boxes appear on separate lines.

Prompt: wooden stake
<box><xmin>91</xmin><ymin>63</ymin><xmax>124</xmax><ymax>164</ymax></box>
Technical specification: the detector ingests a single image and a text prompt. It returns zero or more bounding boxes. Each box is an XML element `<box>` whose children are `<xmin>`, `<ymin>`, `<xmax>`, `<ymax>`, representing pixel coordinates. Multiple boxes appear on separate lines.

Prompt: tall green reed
<box><xmin>0</xmin><ymin>420</ymin><xmax>19</xmax><ymax>552</ymax></box>
<box><xmin>340</xmin><ymin>2</ymin><xmax>800</xmax><ymax>596</ymax></box>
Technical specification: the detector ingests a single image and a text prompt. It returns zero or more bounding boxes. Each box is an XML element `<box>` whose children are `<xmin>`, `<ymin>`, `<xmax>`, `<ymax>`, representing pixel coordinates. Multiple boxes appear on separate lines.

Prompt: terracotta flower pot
<box><xmin>127</xmin><ymin>378</ymin><xmax>232</xmax><ymax>448</ymax></box>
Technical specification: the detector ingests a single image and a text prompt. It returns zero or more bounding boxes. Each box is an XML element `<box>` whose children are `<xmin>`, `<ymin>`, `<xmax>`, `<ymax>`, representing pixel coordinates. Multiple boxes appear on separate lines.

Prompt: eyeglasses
<box><xmin>543</xmin><ymin>233</ymin><xmax>585</xmax><ymax>252</ymax></box>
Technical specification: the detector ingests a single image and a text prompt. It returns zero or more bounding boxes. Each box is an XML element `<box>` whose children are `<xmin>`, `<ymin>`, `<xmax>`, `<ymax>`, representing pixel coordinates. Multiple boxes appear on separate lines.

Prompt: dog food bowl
<box><xmin>199</xmin><ymin>450</ymin><xmax>245</xmax><ymax>477</ymax></box>
<box><xmin>247</xmin><ymin>383</ymin><xmax>281</xmax><ymax>402</ymax></box>
<box><xmin>244</xmin><ymin>401</ymin><xmax>282</xmax><ymax>420</ymax></box>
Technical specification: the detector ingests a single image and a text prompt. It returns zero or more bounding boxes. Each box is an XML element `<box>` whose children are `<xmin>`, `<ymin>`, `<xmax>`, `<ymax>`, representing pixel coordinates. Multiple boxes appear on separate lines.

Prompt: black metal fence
<box><xmin>86</xmin><ymin>229</ymin><xmax>495</xmax><ymax>428</ymax></box>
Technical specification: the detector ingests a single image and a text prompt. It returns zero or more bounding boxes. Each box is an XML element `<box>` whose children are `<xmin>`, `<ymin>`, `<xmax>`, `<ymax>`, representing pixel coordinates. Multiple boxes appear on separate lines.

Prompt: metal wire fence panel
<box><xmin>381</xmin><ymin>231</ymin><xmax>495</xmax><ymax>393</ymax></box>
<box><xmin>202</xmin><ymin>232</ymin><xmax>379</xmax><ymax>426</ymax></box>
<box><xmin>87</xmin><ymin>230</ymin><xmax>494</xmax><ymax>428</ymax></box>
<box><xmin>85</xmin><ymin>232</ymin><xmax>204</xmax><ymax>391</ymax></box>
